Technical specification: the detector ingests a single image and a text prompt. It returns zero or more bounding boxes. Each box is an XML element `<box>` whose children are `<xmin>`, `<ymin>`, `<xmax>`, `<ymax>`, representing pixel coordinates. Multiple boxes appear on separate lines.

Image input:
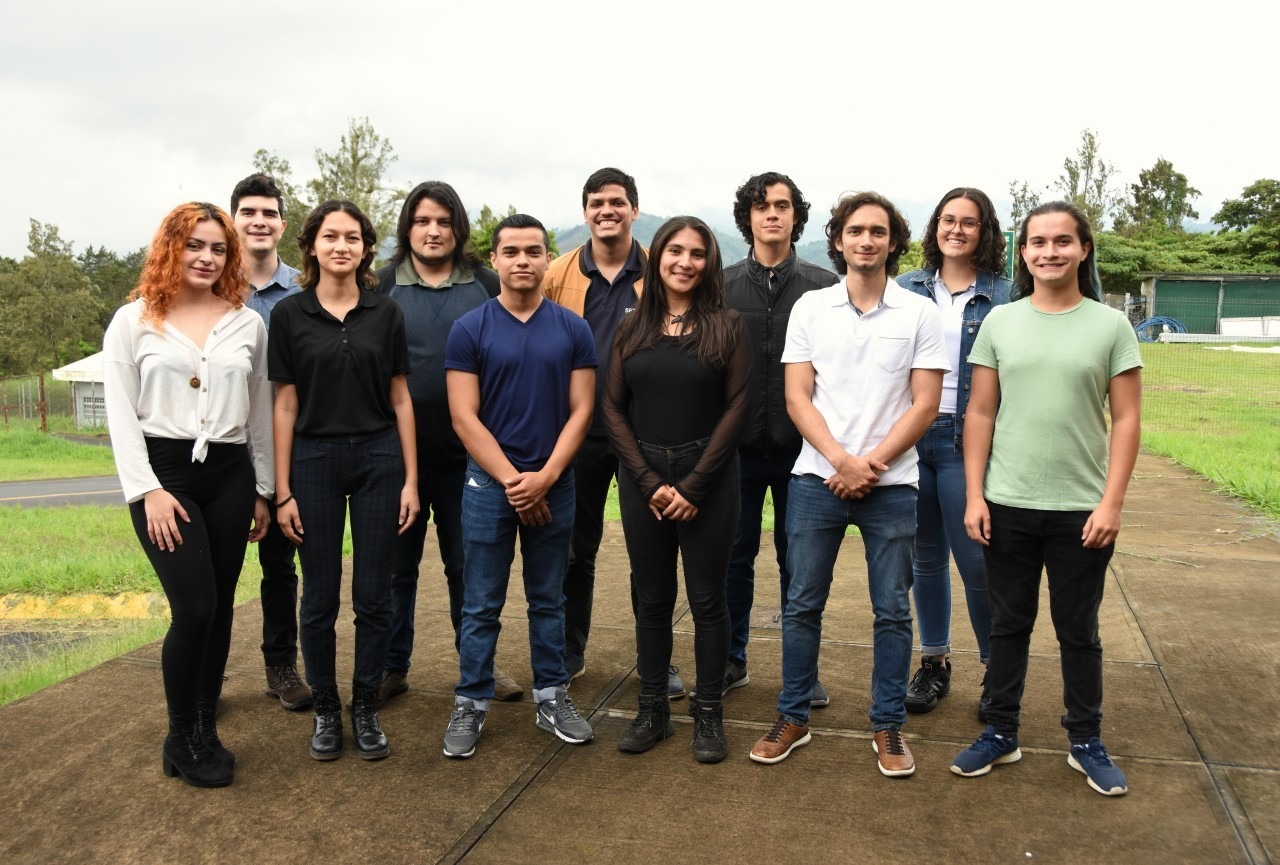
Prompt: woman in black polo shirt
<box><xmin>603</xmin><ymin>216</ymin><xmax>750</xmax><ymax>763</ymax></box>
<box><xmin>269</xmin><ymin>200</ymin><xmax>419</xmax><ymax>762</ymax></box>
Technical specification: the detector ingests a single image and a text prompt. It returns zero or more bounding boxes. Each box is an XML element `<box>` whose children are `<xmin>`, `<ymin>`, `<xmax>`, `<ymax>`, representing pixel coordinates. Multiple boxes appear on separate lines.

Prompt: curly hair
<box><xmin>919</xmin><ymin>187</ymin><xmax>1006</xmax><ymax>274</ymax></box>
<box><xmin>296</xmin><ymin>200</ymin><xmax>379</xmax><ymax>290</ymax></box>
<box><xmin>824</xmin><ymin>191</ymin><xmax>911</xmax><ymax>277</ymax></box>
<box><xmin>131</xmin><ymin>202</ymin><xmax>247</xmax><ymax>323</ymax></box>
<box><xmin>732</xmin><ymin>172</ymin><xmax>811</xmax><ymax>247</ymax></box>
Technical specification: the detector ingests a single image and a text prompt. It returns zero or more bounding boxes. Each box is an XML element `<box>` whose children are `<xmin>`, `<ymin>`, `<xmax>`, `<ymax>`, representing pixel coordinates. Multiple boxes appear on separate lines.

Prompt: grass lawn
<box><xmin>1139</xmin><ymin>343</ymin><xmax>1280</xmax><ymax>519</ymax></box>
<box><xmin>0</xmin><ymin>426</ymin><xmax>116</xmax><ymax>482</ymax></box>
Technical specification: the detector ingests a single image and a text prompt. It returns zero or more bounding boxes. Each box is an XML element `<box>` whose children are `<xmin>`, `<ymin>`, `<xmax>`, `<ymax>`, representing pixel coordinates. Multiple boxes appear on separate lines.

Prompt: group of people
<box><xmin>104</xmin><ymin>165</ymin><xmax>1141</xmax><ymax>798</ymax></box>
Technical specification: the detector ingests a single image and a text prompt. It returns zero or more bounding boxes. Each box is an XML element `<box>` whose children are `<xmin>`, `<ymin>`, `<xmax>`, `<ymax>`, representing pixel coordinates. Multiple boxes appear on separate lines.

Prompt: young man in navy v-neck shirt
<box><xmin>441</xmin><ymin>214</ymin><xmax>597</xmax><ymax>758</ymax></box>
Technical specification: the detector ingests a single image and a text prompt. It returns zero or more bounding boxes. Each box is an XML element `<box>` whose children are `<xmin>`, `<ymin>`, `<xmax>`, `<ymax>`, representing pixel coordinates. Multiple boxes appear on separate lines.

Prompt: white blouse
<box><xmin>103</xmin><ymin>299</ymin><xmax>273</xmax><ymax>503</ymax></box>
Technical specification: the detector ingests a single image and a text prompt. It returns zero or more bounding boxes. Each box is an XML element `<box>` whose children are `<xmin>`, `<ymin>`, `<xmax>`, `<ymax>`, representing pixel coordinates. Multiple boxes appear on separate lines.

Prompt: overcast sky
<box><xmin>1</xmin><ymin>0</ymin><xmax>1272</xmax><ymax>259</ymax></box>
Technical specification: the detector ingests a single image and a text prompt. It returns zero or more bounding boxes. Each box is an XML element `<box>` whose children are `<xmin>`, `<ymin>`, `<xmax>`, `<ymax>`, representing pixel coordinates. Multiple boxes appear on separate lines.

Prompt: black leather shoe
<box><xmin>310</xmin><ymin>687</ymin><xmax>344</xmax><ymax>761</ymax></box>
<box><xmin>351</xmin><ymin>687</ymin><xmax>390</xmax><ymax>760</ymax></box>
<box><xmin>163</xmin><ymin>712</ymin><xmax>232</xmax><ymax>788</ymax></box>
<box><xmin>690</xmin><ymin>699</ymin><xmax>728</xmax><ymax>764</ymax></box>
<box><xmin>618</xmin><ymin>694</ymin><xmax>674</xmax><ymax>754</ymax></box>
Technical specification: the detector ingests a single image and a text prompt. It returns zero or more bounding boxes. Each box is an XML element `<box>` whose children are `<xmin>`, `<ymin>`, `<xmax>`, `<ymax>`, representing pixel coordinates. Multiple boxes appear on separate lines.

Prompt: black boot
<box><xmin>162</xmin><ymin>711</ymin><xmax>233</xmax><ymax>787</ymax></box>
<box><xmin>350</xmin><ymin>687</ymin><xmax>390</xmax><ymax>760</ymax></box>
<box><xmin>690</xmin><ymin>698</ymin><xmax>728</xmax><ymax>764</ymax></box>
<box><xmin>618</xmin><ymin>693</ymin><xmax>674</xmax><ymax>753</ymax></box>
<box><xmin>196</xmin><ymin>698</ymin><xmax>234</xmax><ymax>773</ymax></box>
<box><xmin>310</xmin><ymin>687</ymin><xmax>344</xmax><ymax>761</ymax></box>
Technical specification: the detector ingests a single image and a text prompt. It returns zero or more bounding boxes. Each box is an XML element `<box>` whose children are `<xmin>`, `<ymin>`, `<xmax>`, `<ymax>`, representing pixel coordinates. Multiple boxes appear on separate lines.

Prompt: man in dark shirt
<box><xmin>443</xmin><ymin>213</ymin><xmax>597</xmax><ymax>758</ymax></box>
<box><xmin>230</xmin><ymin>172</ymin><xmax>310</xmax><ymax>713</ymax></box>
<box><xmin>542</xmin><ymin>168</ymin><xmax>684</xmax><ymax>698</ymax></box>
<box><xmin>376</xmin><ymin>181</ymin><xmax>523</xmax><ymax>705</ymax></box>
<box><xmin>719</xmin><ymin>172</ymin><xmax>835</xmax><ymax>704</ymax></box>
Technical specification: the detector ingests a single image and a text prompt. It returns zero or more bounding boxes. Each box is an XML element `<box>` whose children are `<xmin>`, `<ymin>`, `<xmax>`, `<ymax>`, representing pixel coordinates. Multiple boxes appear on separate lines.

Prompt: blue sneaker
<box><xmin>951</xmin><ymin>726</ymin><xmax>1021</xmax><ymax>777</ymax></box>
<box><xmin>1068</xmin><ymin>738</ymin><xmax>1128</xmax><ymax>796</ymax></box>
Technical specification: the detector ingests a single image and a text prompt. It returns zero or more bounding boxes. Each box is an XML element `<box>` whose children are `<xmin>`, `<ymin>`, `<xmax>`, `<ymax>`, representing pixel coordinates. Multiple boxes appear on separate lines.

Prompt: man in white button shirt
<box><xmin>750</xmin><ymin>192</ymin><xmax>948</xmax><ymax>778</ymax></box>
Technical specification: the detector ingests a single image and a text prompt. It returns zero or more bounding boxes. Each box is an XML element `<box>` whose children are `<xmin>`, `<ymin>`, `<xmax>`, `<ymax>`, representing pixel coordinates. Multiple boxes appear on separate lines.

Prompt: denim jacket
<box><xmin>896</xmin><ymin>269</ymin><xmax>1012</xmax><ymax>445</ymax></box>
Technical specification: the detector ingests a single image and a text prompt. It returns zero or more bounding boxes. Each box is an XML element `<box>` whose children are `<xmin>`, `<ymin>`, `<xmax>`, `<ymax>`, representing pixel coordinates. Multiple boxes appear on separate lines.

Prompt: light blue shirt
<box><xmin>245</xmin><ymin>257</ymin><xmax>301</xmax><ymax>330</ymax></box>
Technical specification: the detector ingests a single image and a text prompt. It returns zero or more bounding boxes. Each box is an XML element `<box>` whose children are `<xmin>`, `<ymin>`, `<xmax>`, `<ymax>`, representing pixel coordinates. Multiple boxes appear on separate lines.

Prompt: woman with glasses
<box><xmin>603</xmin><ymin>216</ymin><xmax>750</xmax><ymax>763</ymax></box>
<box><xmin>896</xmin><ymin>188</ymin><xmax>1011</xmax><ymax>719</ymax></box>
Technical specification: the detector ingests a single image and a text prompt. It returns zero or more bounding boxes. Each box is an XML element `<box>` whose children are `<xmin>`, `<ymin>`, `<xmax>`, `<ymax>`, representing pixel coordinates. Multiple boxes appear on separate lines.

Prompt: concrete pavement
<box><xmin>0</xmin><ymin>452</ymin><xmax>1276</xmax><ymax>864</ymax></box>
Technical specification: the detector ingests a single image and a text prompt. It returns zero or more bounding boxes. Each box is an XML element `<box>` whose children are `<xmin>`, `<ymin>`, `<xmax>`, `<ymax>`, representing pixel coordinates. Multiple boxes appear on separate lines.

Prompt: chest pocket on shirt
<box><xmin>875</xmin><ymin>336</ymin><xmax>910</xmax><ymax>372</ymax></box>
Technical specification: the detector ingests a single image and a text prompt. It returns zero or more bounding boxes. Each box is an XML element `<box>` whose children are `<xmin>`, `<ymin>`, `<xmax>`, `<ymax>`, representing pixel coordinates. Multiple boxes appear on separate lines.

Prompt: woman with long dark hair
<box><xmin>104</xmin><ymin>202</ymin><xmax>273</xmax><ymax>787</ymax></box>
<box><xmin>269</xmin><ymin>200</ymin><xmax>419</xmax><ymax>762</ymax></box>
<box><xmin>896</xmin><ymin>187</ymin><xmax>1011</xmax><ymax>718</ymax></box>
<box><xmin>603</xmin><ymin>216</ymin><xmax>750</xmax><ymax>763</ymax></box>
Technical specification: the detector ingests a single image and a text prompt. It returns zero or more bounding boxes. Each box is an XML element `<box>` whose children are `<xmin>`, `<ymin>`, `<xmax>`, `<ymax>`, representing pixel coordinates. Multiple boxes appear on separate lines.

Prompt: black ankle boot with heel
<box><xmin>163</xmin><ymin>710</ymin><xmax>233</xmax><ymax>787</ymax></box>
<box><xmin>195</xmin><ymin>698</ymin><xmax>234</xmax><ymax>773</ymax></box>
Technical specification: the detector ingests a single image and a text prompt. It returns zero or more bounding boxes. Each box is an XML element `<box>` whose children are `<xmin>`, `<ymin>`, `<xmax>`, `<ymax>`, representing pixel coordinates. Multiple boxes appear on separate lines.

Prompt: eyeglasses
<box><xmin>939</xmin><ymin>215</ymin><xmax>981</xmax><ymax>232</ymax></box>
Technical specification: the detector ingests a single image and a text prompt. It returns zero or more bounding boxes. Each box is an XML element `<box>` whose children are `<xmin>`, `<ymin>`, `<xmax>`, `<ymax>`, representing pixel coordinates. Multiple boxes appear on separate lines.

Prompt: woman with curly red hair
<box><xmin>104</xmin><ymin>201</ymin><xmax>274</xmax><ymax>788</ymax></box>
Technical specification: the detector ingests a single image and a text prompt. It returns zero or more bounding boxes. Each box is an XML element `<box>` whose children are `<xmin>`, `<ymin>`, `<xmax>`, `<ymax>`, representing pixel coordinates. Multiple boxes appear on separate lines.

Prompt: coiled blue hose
<box><xmin>1134</xmin><ymin>316</ymin><xmax>1187</xmax><ymax>343</ymax></box>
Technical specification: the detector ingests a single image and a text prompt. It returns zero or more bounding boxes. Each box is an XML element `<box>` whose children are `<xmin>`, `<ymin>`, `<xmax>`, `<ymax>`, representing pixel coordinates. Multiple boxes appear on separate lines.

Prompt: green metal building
<box><xmin>1139</xmin><ymin>273</ymin><xmax>1280</xmax><ymax>335</ymax></box>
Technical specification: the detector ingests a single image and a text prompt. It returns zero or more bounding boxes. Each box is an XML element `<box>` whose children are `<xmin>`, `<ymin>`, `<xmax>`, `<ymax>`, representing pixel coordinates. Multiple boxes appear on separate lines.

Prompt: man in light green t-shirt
<box><xmin>950</xmin><ymin>202</ymin><xmax>1142</xmax><ymax>798</ymax></box>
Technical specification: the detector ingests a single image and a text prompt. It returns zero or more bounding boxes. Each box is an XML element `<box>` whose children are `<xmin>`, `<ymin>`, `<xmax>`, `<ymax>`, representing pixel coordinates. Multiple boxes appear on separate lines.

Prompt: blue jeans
<box><xmin>780</xmin><ymin>477</ymin><xmax>916</xmax><ymax>729</ymax></box>
<box><xmin>387</xmin><ymin>459</ymin><xmax>466</xmax><ymax>673</ymax></box>
<box><xmin>456</xmin><ymin>460</ymin><xmax>574</xmax><ymax>700</ymax></box>
<box><xmin>726</xmin><ymin>446</ymin><xmax>799</xmax><ymax>669</ymax></box>
<box><xmin>912</xmin><ymin>415</ymin><xmax>992</xmax><ymax>661</ymax></box>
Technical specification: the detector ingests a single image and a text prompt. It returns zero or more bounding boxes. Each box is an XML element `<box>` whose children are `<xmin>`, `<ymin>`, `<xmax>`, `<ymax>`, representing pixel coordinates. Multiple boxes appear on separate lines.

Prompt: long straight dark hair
<box><xmin>1012</xmin><ymin>201</ymin><xmax>1102</xmax><ymax>301</ymax></box>
<box><xmin>613</xmin><ymin>216</ymin><xmax>736</xmax><ymax>369</ymax></box>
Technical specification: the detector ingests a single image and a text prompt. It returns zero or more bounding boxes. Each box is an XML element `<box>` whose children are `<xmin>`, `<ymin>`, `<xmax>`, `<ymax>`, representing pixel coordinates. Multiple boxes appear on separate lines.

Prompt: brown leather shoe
<box><xmin>749</xmin><ymin>716</ymin><xmax>811</xmax><ymax>764</ymax></box>
<box><xmin>264</xmin><ymin>664</ymin><xmax>313</xmax><ymax>711</ymax></box>
<box><xmin>376</xmin><ymin>672</ymin><xmax>409</xmax><ymax>708</ymax></box>
<box><xmin>873</xmin><ymin>728</ymin><xmax>916</xmax><ymax>777</ymax></box>
<box><xmin>493</xmin><ymin>666</ymin><xmax>523</xmax><ymax>701</ymax></box>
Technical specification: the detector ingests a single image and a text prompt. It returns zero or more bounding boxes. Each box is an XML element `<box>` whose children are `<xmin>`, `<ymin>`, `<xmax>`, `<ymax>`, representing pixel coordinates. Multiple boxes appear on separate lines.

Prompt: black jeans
<box><xmin>257</xmin><ymin>506</ymin><xmax>299</xmax><ymax>668</ymax></box>
<box><xmin>562</xmin><ymin>435</ymin><xmax>618</xmax><ymax>670</ymax></box>
<box><xmin>291</xmin><ymin>428</ymin><xmax>404</xmax><ymax>692</ymax></box>
<box><xmin>983</xmin><ymin>501</ymin><xmax>1113</xmax><ymax>742</ymax></box>
<box><xmin>618</xmin><ymin>439</ymin><xmax>739</xmax><ymax>700</ymax></box>
<box><xmin>726</xmin><ymin>446</ymin><xmax>800</xmax><ymax>668</ymax></box>
<box><xmin>129</xmin><ymin>438</ymin><xmax>254</xmax><ymax>720</ymax></box>
<box><xmin>386</xmin><ymin>458</ymin><xmax>466</xmax><ymax>672</ymax></box>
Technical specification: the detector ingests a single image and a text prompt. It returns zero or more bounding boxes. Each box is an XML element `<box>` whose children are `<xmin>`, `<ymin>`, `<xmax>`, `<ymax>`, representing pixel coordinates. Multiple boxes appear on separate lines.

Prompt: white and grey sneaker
<box><xmin>535</xmin><ymin>687</ymin><xmax>593</xmax><ymax>744</ymax></box>
<box><xmin>443</xmin><ymin>700</ymin><xmax>486</xmax><ymax>759</ymax></box>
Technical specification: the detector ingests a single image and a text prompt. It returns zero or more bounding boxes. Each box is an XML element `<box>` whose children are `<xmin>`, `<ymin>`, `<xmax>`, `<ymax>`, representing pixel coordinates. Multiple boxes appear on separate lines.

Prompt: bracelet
<box><xmin>275</xmin><ymin>495</ymin><xmax>294</xmax><ymax>508</ymax></box>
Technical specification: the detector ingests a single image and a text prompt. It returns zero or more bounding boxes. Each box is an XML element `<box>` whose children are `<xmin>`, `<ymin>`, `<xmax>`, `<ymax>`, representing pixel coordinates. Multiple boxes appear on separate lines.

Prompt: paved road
<box><xmin>0</xmin><ymin>476</ymin><xmax>122</xmax><ymax>507</ymax></box>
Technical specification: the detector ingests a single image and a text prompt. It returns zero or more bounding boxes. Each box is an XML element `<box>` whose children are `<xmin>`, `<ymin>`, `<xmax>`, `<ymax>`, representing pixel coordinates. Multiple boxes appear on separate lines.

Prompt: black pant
<box><xmin>562</xmin><ymin>435</ymin><xmax>617</xmax><ymax>669</ymax></box>
<box><xmin>983</xmin><ymin>501</ymin><xmax>1113</xmax><ymax>742</ymax></box>
<box><xmin>129</xmin><ymin>438</ymin><xmax>254</xmax><ymax>720</ymax></box>
<box><xmin>618</xmin><ymin>439</ymin><xmax>738</xmax><ymax>699</ymax></box>
<box><xmin>291</xmin><ymin>428</ymin><xmax>404</xmax><ymax>692</ymax></box>
<box><xmin>257</xmin><ymin>505</ymin><xmax>299</xmax><ymax>668</ymax></box>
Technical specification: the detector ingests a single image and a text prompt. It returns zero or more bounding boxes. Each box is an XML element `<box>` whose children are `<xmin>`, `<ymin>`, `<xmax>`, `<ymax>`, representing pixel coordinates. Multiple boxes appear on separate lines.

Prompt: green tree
<box><xmin>1211</xmin><ymin>179</ymin><xmax>1280</xmax><ymax>267</ymax></box>
<box><xmin>1054</xmin><ymin>129</ymin><xmax>1120</xmax><ymax>230</ymax></box>
<box><xmin>466</xmin><ymin>205</ymin><xmax>559</xmax><ymax>264</ymax></box>
<box><xmin>78</xmin><ymin>244</ymin><xmax>145</xmax><ymax>329</ymax></box>
<box><xmin>251</xmin><ymin>149</ymin><xmax>309</xmax><ymax>268</ymax></box>
<box><xmin>305</xmin><ymin>117</ymin><xmax>405</xmax><ymax>256</ymax></box>
<box><xmin>0</xmin><ymin>221</ymin><xmax>105</xmax><ymax>374</ymax></box>
<box><xmin>1007</xmin><ymin>179</ymin><xmax>1042</xmax><ymax>230</ymax></box>
<box><xmin>1114</xmin><ymin>158</ymin><xmax>1200</xmax><ymax>235</ymax></box>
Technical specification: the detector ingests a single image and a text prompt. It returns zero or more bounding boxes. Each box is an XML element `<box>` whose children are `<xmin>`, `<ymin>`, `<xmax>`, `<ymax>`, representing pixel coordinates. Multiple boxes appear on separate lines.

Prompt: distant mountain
<box><xmin>552</xmin><ymin>214</ymin><xmax>749</xmax><ymax>264</ymax></box>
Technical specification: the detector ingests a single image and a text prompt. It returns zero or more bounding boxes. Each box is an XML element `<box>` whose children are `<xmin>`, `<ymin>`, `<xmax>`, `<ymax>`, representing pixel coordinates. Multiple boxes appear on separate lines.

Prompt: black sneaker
<box><xmin>904</xmin><ymin>655</ymin><xmax>951</xmax><ymax>714</ymax></box>
<box><xmin>977</xmin><ymin>669</ymin><xmax>992</xmax><ymax>723</ymax></box>
<box><xmin>690</xmin><ymin>700</ymin><xmax>728</xmax><ymax>764</ymax></box>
